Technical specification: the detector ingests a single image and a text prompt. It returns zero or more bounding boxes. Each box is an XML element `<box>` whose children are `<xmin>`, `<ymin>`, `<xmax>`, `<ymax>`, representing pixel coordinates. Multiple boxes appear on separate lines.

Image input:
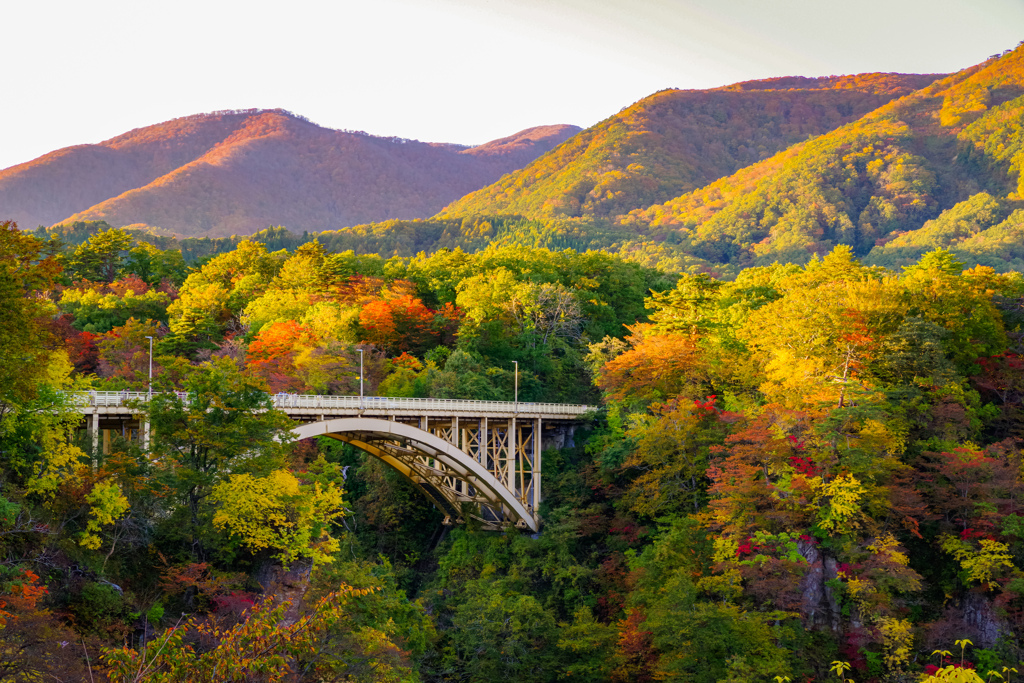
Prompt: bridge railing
<box><xmin>71</xmin><ymin>391</ymin><xmax>151</xmax><ymax>408</ymax></box>
<box><xmin>71</xmin><ymin>391</ymin><xmax>594</xmax><ymax>416</ymax></box>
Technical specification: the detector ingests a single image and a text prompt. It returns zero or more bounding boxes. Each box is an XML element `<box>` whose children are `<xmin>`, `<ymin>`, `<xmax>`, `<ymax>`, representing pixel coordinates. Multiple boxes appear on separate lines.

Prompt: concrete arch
<box><xmin>292</xmin><ymin>417</ymin><xmax>538</xmax><ymax>531</ymax></box>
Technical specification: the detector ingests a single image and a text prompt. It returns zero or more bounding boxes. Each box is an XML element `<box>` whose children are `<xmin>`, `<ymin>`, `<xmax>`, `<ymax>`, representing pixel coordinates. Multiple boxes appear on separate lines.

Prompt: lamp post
<box><xmin>358</xmin><ymin>348</ymin><xmax>364</xmax><ymax>409</ymax></box>
<box><xmin>144</xmin><ymin>335</ymin><xmax>154</xmax><ymax>451</ymax></box>
<box><xmin>145</xmin><ymin>336</ymin><xmax>154</xmax><ymax>397</ymax></box>
<box><xmin>512</xmin><ymin>360</ymin><xmax>518</xmax><ymax>412</ymax></box>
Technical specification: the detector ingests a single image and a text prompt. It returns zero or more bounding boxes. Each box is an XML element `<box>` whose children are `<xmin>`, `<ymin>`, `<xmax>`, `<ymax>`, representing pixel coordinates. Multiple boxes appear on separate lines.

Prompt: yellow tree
<box><xmin>210</xmin><ymin>469</ymin><xmax>346</xmax><ymax>567</ymax></box>
<box><xmin>739</xmin><ymin>248</ymin><xmax>904</xmax><ymax>410</ymax></box>
<box><xmin>102</xmin><ymin>585</ymin><xmax>417</xmax><ymax>683</ymax></box>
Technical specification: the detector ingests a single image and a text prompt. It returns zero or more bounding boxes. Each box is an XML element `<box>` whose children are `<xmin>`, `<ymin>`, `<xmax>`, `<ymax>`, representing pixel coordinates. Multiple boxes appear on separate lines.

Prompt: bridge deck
<box><xmin>72</xmin><ymin>391</ymin><xmax>594</xmax><ymax>420</ymax></box>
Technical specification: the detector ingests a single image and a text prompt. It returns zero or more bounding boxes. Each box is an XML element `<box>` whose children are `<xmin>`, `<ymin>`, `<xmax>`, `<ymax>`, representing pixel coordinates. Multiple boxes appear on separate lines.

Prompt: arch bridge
<box><xmin>75</xmin><ymin>392</ymin><xmax>593</xmax><ymax>532</ymax></box>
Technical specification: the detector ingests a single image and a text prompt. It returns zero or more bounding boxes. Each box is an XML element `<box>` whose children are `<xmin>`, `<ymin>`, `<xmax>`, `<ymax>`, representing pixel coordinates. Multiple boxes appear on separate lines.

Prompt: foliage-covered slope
<box><xmin>437</xmin><ymin>73</ymin><xmax>941</xmax><ymax>221</ymax></box>
<box><xmin>627</xmin><ymin>45</ymin><xmax>1024</xmax><ymax>268</ymax></box>
<box><xmin>11</xmin><ymin>222</ymin><xmax>1024</xmax><ymax>681</ymax></box>
<box><xmin>1</xmin><ymin>110</ymin><xmax>579</xmax><ymax>236</ymax></box>
<box><xmin>0</xmin><ymin>110</ymin><xmax>261</xmax><ymax>229</ymax></box>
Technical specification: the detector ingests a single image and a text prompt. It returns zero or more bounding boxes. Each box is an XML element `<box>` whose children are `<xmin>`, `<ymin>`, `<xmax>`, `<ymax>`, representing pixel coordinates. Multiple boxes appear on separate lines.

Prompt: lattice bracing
<box><xmin>293</xmin><ymin>417</ymin><xmax>544</xmax><ymax>531</ymax></box>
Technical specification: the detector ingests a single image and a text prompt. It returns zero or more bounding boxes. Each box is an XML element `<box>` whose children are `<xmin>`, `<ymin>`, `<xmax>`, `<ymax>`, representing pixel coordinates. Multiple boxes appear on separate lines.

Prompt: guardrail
<box><xmin>70</xmin><ymin>391</ymin><xmax>594</xmax><ymax>416</ymax></box>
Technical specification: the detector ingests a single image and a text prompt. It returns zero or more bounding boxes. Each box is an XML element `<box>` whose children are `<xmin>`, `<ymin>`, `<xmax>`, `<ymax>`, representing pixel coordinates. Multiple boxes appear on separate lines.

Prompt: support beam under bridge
<box><xmin>294</xmin><ymin>417</ymin><xmax>543</xmax><ymax>531</ymax></box>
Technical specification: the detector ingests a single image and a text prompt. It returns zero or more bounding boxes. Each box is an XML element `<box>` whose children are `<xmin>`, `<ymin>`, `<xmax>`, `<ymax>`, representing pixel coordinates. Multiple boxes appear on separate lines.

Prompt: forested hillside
<box><xmin>622</xmin><ymin>45</ymin><xmax>1024</xmax><ymax>269</ymax></box>
<box><xmin>0</xmin><ymin>110</ymin><xmax>579</xmax><ymax>236</ymax></box>
<box><xmin>438</xmin><ymin>73</ymin><xmax>941</xmax><ymax>221</ymax></box>
<box><xmin>428</xmin><ymin>47</ymin><xmax>1024</xmax><ymax>277</ymax></box>
<box><xmin>5</xmin><ymin>219</ymin><xmax>1024</xmax><ymax>682</ymax></box>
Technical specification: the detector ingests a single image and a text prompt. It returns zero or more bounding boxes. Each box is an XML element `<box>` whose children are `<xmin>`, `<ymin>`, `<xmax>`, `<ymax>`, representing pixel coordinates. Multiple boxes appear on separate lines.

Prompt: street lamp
<box><xmin>512</xmin><ymin>360</ymin><xmax>518</xmax><ymax>412</ymax></box>
<box><xmin>145</xmin><ymin>336</ymin><xmax>154</xmax><ymax>396</ymax></box>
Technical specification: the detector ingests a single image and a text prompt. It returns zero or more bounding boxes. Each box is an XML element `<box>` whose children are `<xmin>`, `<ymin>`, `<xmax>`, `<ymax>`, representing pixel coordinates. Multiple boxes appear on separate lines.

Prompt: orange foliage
<box><xmin>391</xmin><ymin>352</ymin><xmax>424</xmax><ymax>371</ymax></box>
<box><xmin>596</xmin><ymin>325</ymin><xmax>705</xmax><ymax>403</ymax></box>
<box><xmin>247</xmin><ymin>320</ymin><xmax>317</xmax><ymax>363</ymax></box>
<box><xmin>611</xmin><ymin>608</ymin><xmax>657</xmax><ymax>683</ymax></box>
<box><xmin>107</xmin><ymin>275</ymin><xmax>151</xmax><ymax>296</ymax></box>
<box><xmin>0</xmin><ymin>570</ymin><xmax>48</xmax><ymax>627</ymax></box>
<box><xmin>359</xmin><ymin>293</ymin><xmax>439</xmax><ymax>354</ymax></box>
<box><xmin>247</xmin><ymin>321</ymin><xmax>318</xmax><ymax>393</ymax></box>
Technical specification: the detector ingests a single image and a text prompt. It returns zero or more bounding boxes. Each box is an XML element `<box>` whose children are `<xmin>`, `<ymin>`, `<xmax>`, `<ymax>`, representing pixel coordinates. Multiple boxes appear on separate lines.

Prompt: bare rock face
<box><xmin>960</xmin><ymin>591</ymin><xmax>1002</xmax><ymax>648</ymax></box>
<box><xmin>923</xmin><ymin>591</ymin><xmax>1006</xmax><ymax>651</ymax></box>
<box><xmin>545</xmin><ymin>424</ymin><xmax>578</xmax><ymax>450</ymax></box>
<box><xmin>800</xmin><ymin>540</ymin><xmax>1006</xmax><ymax>650</ymax></box>
<box><xmin>799</xmin><ymin>539</ymin><xmax>841</xmax><ymax>632</ymax></box>
<box><xmin>255</xmin><ymin>559</ymin><xmax>313</xmax><ymax>626</ymax></box>
<box><xmin>798</xmin><ymin>539</ymin><xmax>825</xmax><ymax>626</ymax></box>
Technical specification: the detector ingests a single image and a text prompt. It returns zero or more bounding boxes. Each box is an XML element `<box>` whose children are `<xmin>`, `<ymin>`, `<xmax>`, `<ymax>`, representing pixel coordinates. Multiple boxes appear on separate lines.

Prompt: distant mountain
<box><xmin>0</xmin><ymin>112</ymin><xmax>253</xmax><ymax>230</ymax></box>
<box><xmin>437</xmin><ymin>73</ymin><xmax>943</xmax><ymax>221</ymax></box>
<box><xmin>0</xmin><ymin>110</ymin><xmax>580</xmax><ymax>236</ymax></box>
<box><xmin>623</xmin><ymin>46</ymin><xmax>1024</xmax><ymax>268</ymax></box>
<box><xmin>16</xmin><ymin>49</ymin><xmax>1024</xmax><ymax>276</ymax></box>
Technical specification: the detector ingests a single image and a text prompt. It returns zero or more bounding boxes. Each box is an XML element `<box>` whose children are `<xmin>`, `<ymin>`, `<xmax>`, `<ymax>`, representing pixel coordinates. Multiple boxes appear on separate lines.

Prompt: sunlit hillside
<box><xmin>0</xmin><ymin>110</ymin><xmax>579</xmax><ymax>236</ymax></box>
<box><xmin>0</xmin><ymin>111</ymin><xmax>260</xmax><ymax>229</ymax></box>
<box><xmin>437</xmin><ymin>73</ymin><xmax>942</xmax><ymax>221</ymax></box>
<box><xmin>625</xmin><ymin>45</ymin><xmax>1024</xmax><ymax>267</ymax></box>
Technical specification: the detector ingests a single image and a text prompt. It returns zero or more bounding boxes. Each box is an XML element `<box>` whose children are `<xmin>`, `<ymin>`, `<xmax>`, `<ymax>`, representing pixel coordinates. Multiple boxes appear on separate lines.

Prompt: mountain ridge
<box><xmin>437</xmin><ymin>72</ymin><xmax>944</xmax><ymax>222</ymax></box>
<box><xmin>0</xmin><ymin>110</ymin><xmax>580</xmax><ymax>236</ymax></box>
<box><xmin>618</xmin><ymin>48</ymin><xmax>1024</xmax><ymax>268</ymax></box>
<box><xmin>0</xmin><ymin>110</ymin><xmax>266</xmax><ymax>229</ymax></box>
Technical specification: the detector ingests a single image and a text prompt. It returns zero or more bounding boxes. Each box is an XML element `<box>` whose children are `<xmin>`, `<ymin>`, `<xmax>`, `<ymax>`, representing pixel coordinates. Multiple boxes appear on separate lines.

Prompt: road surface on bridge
<box><xmin>74</xmin><ymin>391</ymin><xmax>591</xmax><ymax>419</ymax></box>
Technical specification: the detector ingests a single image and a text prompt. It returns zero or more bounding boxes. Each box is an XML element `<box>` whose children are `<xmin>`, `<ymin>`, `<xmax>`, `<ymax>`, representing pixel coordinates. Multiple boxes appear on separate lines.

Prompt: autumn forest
<box><xmin>4</xmin><ymin>43</ymin><xmax>1024</xmax><ymax>683</ymax></box>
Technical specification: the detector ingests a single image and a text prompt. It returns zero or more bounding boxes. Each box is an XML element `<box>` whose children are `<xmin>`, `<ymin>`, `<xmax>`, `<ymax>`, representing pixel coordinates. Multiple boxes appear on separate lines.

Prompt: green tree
<box><xmin>59</xmin><ymin>285</ymin><xmax>171</xmax><ymax>334</ymax></box>
<box><xmin>66</xmin><ymin>227</ymin><xmax>134</xmax><ymax>283</ymax></box>
<box><xmin>144</xmin><ymin>358</ymin><xmax>294</xmax><ymax>557</ymax></box>
<box><xmin>0</xmin><ymin>222</ymin><xmax>62</xmax><ymax>406</ymax></box>
<box><xmin>442</xmin><ymin>579</ymin><xmax>559</xmax><ymax>682</ymax></box>
<box><xmin>123</xmin><ymin>241</ymin><xmax>191</xmax><ymax>286</ymax></box>
<box><xmin>103</xmin><ymin>585</ymin><xmax>417</xmax><ymax>682</ymax></box>
<box><xmin>557</xmin><ymin>606</ymin><xmax>618</xmax><ymax>682</ymax></box>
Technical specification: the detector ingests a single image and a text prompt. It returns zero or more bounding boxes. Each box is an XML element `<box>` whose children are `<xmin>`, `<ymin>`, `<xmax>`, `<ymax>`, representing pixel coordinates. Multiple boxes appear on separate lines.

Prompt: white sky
<box><xmin>2</xmin><ymin>0</ymin><xmax>1022</xmax><ymax>171</ymax></box>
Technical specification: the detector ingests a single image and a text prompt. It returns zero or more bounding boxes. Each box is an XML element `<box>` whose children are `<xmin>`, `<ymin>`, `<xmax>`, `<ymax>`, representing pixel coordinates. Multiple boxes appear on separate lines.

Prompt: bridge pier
<box><xmin>535</xmin><ymin>417</ymin><xmax>542</xmax><ymax>509</ymax></box>
<box><xmin>90</xmin><ymin>413</ymin><xmax>99</xmax><ymax>456</ymax></box>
